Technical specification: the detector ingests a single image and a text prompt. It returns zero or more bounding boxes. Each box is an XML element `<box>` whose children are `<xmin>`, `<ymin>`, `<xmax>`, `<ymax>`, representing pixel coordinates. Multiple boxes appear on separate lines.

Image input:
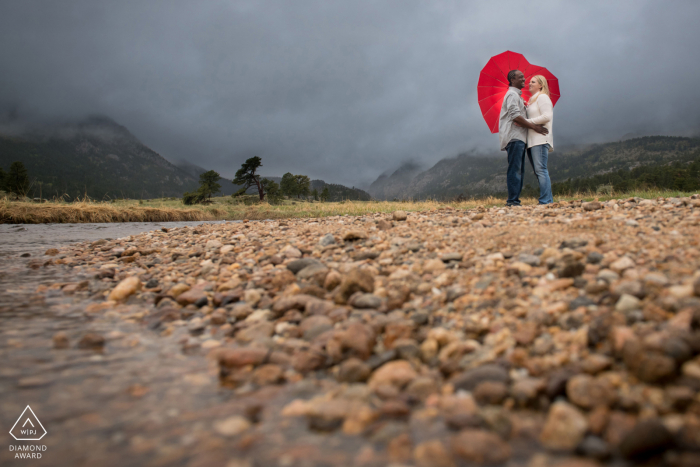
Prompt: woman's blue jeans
<box><xmin>527</xmin><ymin>144</ymin><xmax>553</xmax><ymax>204</ymax></box>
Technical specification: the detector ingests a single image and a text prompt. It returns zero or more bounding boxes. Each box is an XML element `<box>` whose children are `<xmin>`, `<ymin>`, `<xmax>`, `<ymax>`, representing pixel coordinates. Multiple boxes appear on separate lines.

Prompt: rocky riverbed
<box><xmin>2</xmin><ymin>196</ymin><xmax>700</xmax><ymax>466</ymax></box>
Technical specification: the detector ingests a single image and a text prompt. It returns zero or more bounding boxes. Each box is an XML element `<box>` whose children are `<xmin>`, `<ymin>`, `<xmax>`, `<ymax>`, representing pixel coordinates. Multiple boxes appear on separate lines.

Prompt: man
<box><xmin>499</xmin><ymin>70</ymin><xmax>548</xmax><ymax>206</ymax></box>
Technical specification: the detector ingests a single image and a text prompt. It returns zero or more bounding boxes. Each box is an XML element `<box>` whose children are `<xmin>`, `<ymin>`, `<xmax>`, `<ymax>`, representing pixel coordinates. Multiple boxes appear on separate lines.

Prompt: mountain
<box><xmin>368</xmin><ymin>161</ymin><xmax>424</xmax><ymax>200</ymax></box>
<box><xmin>368</xmin><ymin>136</ymin><xmax>700</xmax><ymax>200</ymax></box>
<box><xmin>0</xmin><ymin>116</ymin><xmax>199</xmax><ymax>200</ymax></box>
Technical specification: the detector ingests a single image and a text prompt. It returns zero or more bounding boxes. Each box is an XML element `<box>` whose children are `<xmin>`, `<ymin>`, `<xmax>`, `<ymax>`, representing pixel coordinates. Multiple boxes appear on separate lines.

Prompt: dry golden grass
<box><xmin>2</xmin><ymin>188</ymin><xmax>694</xmax><ymax>224</ymax></box>
<box><xmin>1</xmin><ymin>200</ymin><xmax>225</xmax><ymax>224</ymax></box>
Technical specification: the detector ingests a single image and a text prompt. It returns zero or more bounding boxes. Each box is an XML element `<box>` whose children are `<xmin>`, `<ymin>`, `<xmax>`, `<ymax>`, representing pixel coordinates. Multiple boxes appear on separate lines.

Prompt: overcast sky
<box><xmin>1</xmin><ymin>0</ymin><xmax>699</xmax><ymax>187</ymax></box>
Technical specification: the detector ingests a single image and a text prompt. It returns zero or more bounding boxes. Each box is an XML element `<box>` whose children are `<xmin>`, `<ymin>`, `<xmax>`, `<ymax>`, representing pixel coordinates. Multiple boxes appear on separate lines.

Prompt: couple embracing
<box><xmin>498</xmin><ymin>70</ymin><xmax>554</xmax><ymax>206</ymax></box>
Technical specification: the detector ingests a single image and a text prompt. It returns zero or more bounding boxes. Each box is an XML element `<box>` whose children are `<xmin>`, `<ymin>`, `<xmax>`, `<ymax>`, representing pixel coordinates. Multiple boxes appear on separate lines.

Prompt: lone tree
<box><xmin>233</xmin><ymin>156</ymin><xmax>265</xmax><ymax>200</ymax></box>
<box><xmin>198</xmin><ymin>170</ymin><xmax>222</xmax><ymax>200</ymax></box>
<box><xmin>280</xmin><ymin>172</ymin><xmax>297</xmax><ymax>198</ymax></box>
<box><xmin>311</xmin><ymin>188</ymin><xmax>319</xmax><ymax>201</ymax></box>
<box><xmin>320</xmin><ymin>185</ymin><xmax>330</xmax><ymax>202</ymax></box>
<box><xmin>6</xmin><ymin>161</ymin><xmax>29</xmax><ymax>197</ymax></box>
<box><xmin>294</xmin><ymin>174</ymin><xmax>310</xmax><ymax>199</ymax></box>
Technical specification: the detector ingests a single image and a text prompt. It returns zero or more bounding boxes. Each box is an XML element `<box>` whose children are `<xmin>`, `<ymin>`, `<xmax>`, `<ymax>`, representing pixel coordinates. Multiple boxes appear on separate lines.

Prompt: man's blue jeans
<box><xmin>527</xmin><ymin>144</ymin><xmax>553</xmax><ymax>204</ymax></box>
<box><xmin>506</xmin><ymin>140</ymin><xmax>526</xmax><ymax>205</ymax></box>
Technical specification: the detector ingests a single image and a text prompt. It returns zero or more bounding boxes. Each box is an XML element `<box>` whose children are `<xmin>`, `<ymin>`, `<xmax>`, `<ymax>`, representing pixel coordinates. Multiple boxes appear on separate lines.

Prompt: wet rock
<box><xmin>576</xmin><ymin>435</ymin><xmax>611</xmax><ymax>460</ymax></box>
<box><xmin>566</xmin><ymin>374</ymin><xmax>616</xmax><ymax>409</ymax></box>
<box><xmin>52</xmin><ymin>332</ymin><xmax>70</xmax><ymax>349</ymax></box>
<box><xmin>581</xmin><ymin>354</ymin><xmax>613</xmax><ymax>374</ymax></box>
<box><xmin>511</xmin><ymin>377</ymin><xmax>545</xmax><ymax>407</ymax></box>
<box><xmin>623</xmin><ymin>339</ymin><xmax>676</xmax><ymax>383</ymax></box>
<box><xmin>108</xmin><ymin>276</ymin><xmax>141</xmax><ymax>301</ymax></box>
<box><xmin>217</xmin><ymin>348</ymin><xmax>268</xmax><ymax>368</ymax></box>
<box><xmin>252</xmin><ymin>364</ymin><xmax>284</xmax><ymax>385</ymax></box>
<box><xmin>176</xmin><ymin>284</ymin><xmax>209</xmax><ymax>306</ymax></box>
<box><xmin>540</xmin><ymin>401</ymin><xmax>588</xmax><ymax>451</ymax></box>
<box><xmin>213</xmin><ymin>416</ymin><xmax>251</xmax><ymax>437</ymax></box>
<box><xmin>337</xmin><ymin>358</ymin><xmax>371</xmax><ymax>383</ymax></box>
<box><xmin>368</xmin><ymin>360</ymin><xmax>417</xmax><ymax>391</ymax></box>
<box><xmin>473</xmin><ymin>381</ymin><xmax>508</xmax><ymax>405</ymax></box>
<box><xmin>287</xmin><ymin>258</ymin><xmax>323</xmax><ymax>274</ymax></box>
<box><xmin>78</xmin><ymin>333</ymin><xmax>105</xmax><ymax>350</ymax></box>
<box><xmin>451</xmin><ymin>364</ymin><xmax>509</xmax><ymax>391</ymax></box>
<box><xmin>451</xmin><ymin>429</ymin><xmax>511</xmax><ymax>464</ymax></box>
<box><xmin>406</xmin><ymin>376</ymin><xmax>439</xmax><ymax>401</ymax></box>
<box><xmin>619</xmin><ymin>419</ymin><xmax>674</xmax><ymax>460</ymax></box>
<box><xmin>414</xmin><ymin>440</ymin><xmax>455</xmax><ymax>467</ymax></box>
<box><xmin>236</xmin><ymin>321</ymin><xmax>274</xmax><ymax>343</ymax></box>
<box><xmin>351</xmin><ymin>293</ymin><xmax>381</xmax><ymax>309</ymax></box>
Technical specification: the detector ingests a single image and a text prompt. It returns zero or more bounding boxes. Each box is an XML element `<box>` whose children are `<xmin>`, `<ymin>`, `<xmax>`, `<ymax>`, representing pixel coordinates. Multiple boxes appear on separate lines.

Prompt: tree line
<box><xmin>0</xmin><ymin>161</ymin><xmax>31</xmax><ymax>197</ymax></box>
<box><xmin>183</xmin><ymin>156</ymin><xmax>335</xmax><ymax>205</ymax></box>
<box><xmin>552</xmin><ymin>158</ymin><xmax>700</xmax><ymax>195</ymax></box>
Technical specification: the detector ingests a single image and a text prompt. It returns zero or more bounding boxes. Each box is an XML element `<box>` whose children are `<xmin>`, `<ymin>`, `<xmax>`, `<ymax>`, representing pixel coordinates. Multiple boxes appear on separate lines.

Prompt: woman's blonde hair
<box><xmin>529</xmin><ymin>75</ymin><xmax>550</xmax><ymax>101</ymax></box>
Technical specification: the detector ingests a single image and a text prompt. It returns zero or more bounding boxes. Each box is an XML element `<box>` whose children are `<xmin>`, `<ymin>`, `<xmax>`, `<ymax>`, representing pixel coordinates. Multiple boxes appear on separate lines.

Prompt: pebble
<box><xmin>618</xmin><ymin>419</ymin><xmax>674</xmax><ymax>460</ymax></box>
<box><xmin>213</xmin><ymin>416</ymin><xmax>251</xmax><ymax>437</ymax></box>
<box><xmin>540</xmin><ymin>401</ymin><xmax>588</xmax><ymax>451</ymax></box>
<box><xmin>392</xmin><ymin>211</ymin><xmax>407</xmax><ymax>221</ymax></box>
<box><xmin>107</xmin><ymin>276</ymin><xmax>141</xmax><ymax>301</ymax></box>
<box><xmin>451</xmin><ymin>429</ymin><xmax>511</xmax><ymax>464</ymax></box>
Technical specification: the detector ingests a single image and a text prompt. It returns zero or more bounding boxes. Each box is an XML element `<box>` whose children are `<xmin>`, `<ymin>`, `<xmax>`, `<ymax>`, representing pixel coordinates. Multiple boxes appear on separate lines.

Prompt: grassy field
<box><xmin>1</xmin><ymin>189</ymin><xmax>697</xmax><ymax>223</ymax></box>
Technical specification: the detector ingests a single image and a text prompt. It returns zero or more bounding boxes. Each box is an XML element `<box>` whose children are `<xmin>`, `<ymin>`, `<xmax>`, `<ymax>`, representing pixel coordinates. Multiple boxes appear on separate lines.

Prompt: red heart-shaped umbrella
<box><xmin>478</xmin><ymin>51</ymin><xmax>560</xmax><ymax>133</ymax></box>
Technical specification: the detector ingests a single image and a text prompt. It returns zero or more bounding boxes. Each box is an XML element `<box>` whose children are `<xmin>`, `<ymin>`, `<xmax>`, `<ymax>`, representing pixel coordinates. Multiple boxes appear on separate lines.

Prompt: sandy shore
<box><xmin>3</xmin><ymin>195</ymin><xmax>700</xmax><ymax>466</ymax></box>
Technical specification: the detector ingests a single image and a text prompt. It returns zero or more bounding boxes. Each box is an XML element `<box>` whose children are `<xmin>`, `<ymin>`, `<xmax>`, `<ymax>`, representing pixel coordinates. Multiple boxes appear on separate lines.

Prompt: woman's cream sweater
<box><xmin>526</xmin><ymin>93</ymin><xmax>554</xmax><ymax>151</ymax></box>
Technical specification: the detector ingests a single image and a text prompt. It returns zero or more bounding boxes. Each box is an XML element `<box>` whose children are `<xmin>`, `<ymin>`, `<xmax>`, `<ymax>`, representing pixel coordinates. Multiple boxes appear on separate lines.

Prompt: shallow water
<box><xmin>0</xmin><ymin>221</ymin><xmax>229</xmax><ymax>257</ymax></box>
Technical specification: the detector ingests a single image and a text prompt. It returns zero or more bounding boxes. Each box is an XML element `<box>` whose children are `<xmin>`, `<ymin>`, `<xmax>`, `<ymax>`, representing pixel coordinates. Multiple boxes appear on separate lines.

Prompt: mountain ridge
<box><xmin>367</xmin><ymin>136</ymin><xmax>700</xmax><ymax>200</ymax></box>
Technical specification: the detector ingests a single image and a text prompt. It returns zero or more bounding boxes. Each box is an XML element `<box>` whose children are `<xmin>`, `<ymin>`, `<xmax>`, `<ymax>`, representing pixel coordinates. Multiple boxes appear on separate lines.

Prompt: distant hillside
<box><xmin>368</xmin><ymin>161</ymin><xmax>424</xmax><ymax>200</ymax></box>
<box><xmin>0</xmin><ymin>116</ymin><xmax>199</xmax><ymax>199</ymax></box>
<box><xmin>368</xmin><ymin>136</ymin><xmax>700</xmax><ymax>199</ymax></box>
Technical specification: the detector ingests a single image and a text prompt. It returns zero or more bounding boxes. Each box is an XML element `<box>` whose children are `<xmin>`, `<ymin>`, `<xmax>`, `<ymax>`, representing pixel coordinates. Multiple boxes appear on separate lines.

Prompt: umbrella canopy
<box><xmin>478</xmin><ymin>51</ymin><xmax>560</xmax><ymax>133</ymax></box>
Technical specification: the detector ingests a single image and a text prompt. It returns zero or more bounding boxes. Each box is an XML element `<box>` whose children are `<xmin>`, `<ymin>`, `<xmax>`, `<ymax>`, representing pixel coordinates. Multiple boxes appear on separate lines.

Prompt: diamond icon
<box><xmin>9</xmin><ymin>406</ymin><xmax>47</xmax><ymax>441</ymax></box>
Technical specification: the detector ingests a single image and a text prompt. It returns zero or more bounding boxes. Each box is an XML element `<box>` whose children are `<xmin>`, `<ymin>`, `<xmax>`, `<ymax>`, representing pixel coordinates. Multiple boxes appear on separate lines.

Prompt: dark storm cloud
<box><xmin>1</xmin><ymin>0</ymin><xmax>699</xmax><ymax>187</ymax></box>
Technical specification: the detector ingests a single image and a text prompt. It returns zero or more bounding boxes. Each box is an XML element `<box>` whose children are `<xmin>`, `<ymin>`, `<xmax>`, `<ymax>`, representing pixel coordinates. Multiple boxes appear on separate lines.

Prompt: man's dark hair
<box><xmin>507</xmin><ymin>70</ymin><xmax>519</xmax><ymax>86</ymax></box>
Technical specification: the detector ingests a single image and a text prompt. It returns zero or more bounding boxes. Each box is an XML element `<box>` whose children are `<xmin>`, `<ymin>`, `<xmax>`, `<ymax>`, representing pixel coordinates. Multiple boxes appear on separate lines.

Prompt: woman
<box><xmin>524</xmin><ymin>75</ymin><xmax>554</xmax><ymax>204</ymax></box>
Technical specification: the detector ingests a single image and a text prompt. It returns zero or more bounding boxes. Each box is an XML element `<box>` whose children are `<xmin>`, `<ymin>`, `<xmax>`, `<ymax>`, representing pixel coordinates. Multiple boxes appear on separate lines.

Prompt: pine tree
<box><xmin>232</xmin><ymin>156</ymin><xmax>264</xmax><ymax>201</ymax></box>
<box><xmin>198</xmin><ymin>170</ymin><xmax>222</xmax><ymax>200</ymax></box>
<box><xmin>280</xmin><ymin>172</ymin><xmax>297</xmax><ymax>198</ymax></box>
<box><xmin>311</xmin><ymin>188</ymin><xmax>319</xmax><ymax>201</ymax></box>
<box><xmin>261</xmin><ymin>178</ymin><xmax>283</xmax><ymax>204</ymax></box>
<box><xmin>7</xmin><ymin>161</ymin><xmax>30</xmax><ymax>196</ymax></box>
<box><xmin>294</xmin><ymin>174</ymin><xmax>310</xmax><ymax>199</ymax></box>
<box><xmin>320</xmin><ymin>186</ymin><xmax>330</xmax><ymax>202</ymax></box>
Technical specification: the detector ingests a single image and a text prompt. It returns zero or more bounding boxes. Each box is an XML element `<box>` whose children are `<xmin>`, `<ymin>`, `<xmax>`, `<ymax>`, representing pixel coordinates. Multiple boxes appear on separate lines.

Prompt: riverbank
<box><xmin>2</xmin><ymin>194</ymin><xmax>700</xmax><ymax>465</ymax></box>
<box><xmin>2</xmin><ymin>189</ymin><xmax>698</xmax><ymax>223</ymax></box>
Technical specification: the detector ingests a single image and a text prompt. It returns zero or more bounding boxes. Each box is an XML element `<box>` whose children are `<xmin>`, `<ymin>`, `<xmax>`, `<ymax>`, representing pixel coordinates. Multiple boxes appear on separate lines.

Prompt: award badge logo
<box><xmin>9</xmin><ymin>406</ymin><xmax>47</xmax><ymax>441</ymax></box>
